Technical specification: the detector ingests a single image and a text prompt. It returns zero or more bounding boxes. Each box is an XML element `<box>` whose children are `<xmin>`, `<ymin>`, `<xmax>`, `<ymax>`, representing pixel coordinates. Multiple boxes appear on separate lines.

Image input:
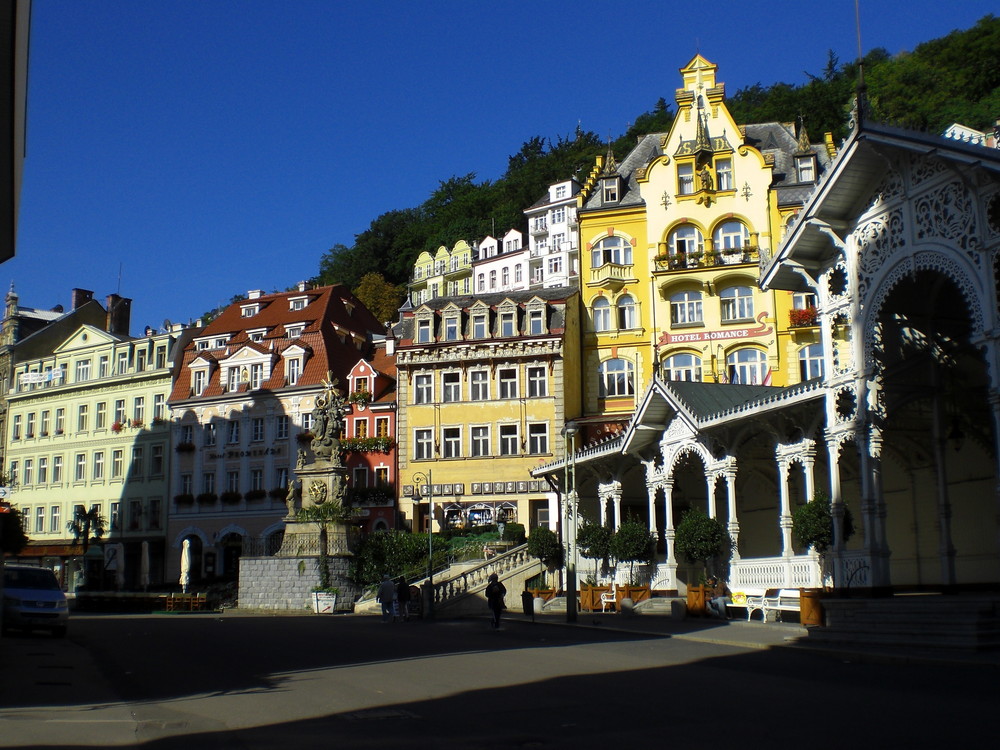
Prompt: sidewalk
<box><xmin>525</xmin><ymin>610</ymin><xmax>1000</xmax><ymax>668</ymax></box>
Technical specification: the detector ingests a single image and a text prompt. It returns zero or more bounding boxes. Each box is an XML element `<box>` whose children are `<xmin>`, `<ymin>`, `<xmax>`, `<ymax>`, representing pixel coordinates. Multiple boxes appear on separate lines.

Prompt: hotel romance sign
<box><xmin>658</xmin><ymin>311</ymin><xmax>773</xmax><ymax>346</ymax></box>
<box><xmin>402</xmin><ymin>481</ymin><xmax>544</xmax><ymax>497</ymax></box>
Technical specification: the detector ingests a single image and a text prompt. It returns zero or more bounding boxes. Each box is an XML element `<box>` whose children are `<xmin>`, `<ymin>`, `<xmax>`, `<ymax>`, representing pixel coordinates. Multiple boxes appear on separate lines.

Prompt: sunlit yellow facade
<box><xmin>578</xmin><ymin>55</ymin><xmax>831</xmax><ymax>426</ymax></box>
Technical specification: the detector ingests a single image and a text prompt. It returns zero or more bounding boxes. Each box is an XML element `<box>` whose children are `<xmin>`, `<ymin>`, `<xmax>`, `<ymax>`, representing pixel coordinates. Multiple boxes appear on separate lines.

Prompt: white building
<box><xmin>524</xmin><ymin>179</ymin><xmax>581</xmax><ymax>289</ymax></box>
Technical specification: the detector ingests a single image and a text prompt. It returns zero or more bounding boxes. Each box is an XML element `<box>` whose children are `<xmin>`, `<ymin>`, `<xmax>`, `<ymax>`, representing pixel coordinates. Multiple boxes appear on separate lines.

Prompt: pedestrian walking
<box><xmin>396</xmin><ymin>578</ymin><xmax>411</xmax><ymax>621</ymax></box>
<box><xmin>377</xmin><ymin>574</ymin><xmax>396</xmax><ymax>623</ymax></box>
<box><xmin>485</xmin><ymin>573</ymin><xmax>506</xmax><ymax>629</ymax></box>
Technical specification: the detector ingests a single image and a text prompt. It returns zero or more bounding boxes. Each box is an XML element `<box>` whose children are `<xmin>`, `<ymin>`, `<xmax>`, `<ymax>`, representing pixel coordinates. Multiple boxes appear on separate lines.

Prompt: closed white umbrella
<box><xmin>179</xmin><ymin>539</ymin><xmax>192</xmax><ymax>594</ymax></box>
<box><xmin>140</xmin><ymin>540</ymin><xmax>150</xmax><ymax>591</ymax></box>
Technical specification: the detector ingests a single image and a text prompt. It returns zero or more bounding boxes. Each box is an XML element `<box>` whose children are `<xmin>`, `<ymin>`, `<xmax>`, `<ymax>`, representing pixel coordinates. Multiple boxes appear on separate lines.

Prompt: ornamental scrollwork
<box><xmin>914</xmin><ymin>180</ymin><xmax>976</xmax><ymax>253</ymax></box>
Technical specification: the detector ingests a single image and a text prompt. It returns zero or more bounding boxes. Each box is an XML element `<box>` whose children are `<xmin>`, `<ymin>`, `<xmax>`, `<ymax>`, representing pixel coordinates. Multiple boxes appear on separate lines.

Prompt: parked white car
<box><xmin>2</xmin><ymin>564</ymin><xmax>69</xmax><ymax>637</ymax></box>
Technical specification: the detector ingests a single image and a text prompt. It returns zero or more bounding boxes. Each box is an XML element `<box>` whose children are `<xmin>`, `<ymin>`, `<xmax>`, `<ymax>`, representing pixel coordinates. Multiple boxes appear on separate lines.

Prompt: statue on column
<box><xmin>310</xmin><ymin>374</ymin><xmax>347</xmax><ymax>465</ymax></box>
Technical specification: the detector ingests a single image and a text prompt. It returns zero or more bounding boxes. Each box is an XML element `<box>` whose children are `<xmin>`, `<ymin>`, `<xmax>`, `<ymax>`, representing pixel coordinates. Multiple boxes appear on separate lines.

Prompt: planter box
<box><xmin>687</xmin><ymin>585</ymin><xmax>707</xmax><ymax>617</ymax></box>
<box><xmin>312</xmin><ymin>592</ymin><xmax>338</xmax><ymax>614</ymax></box>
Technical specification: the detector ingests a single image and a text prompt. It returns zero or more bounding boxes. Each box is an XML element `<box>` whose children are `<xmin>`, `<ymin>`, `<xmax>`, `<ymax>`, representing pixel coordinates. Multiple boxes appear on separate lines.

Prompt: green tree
<box><xmin>576</xmin><ymin>521</ymin><xmax>612</xmax><ymax>582</ymax></box>
<box><xmin>1</xmin><ymin>506</ymin><xmax>29</xmax><ymax>555</ymax></box>
<box><xmin>350</xmin><ymin>530</ymin><xmax>445</xmax><ymax>588</ymax></box>
<box><xmin>673</xmin><ymin>509</ymin><xmax>733</xmax><ymax>578</ymax></box>
<box><xmin>67</xmin><ymin>506</ymin><xmax>107</xmax><ymax>554</ymax></box>
<box><xmin>609</xmin><ymin>520</ymin><xmax>656</xmax><ymax>585</ymax></box>
<box><xmin>352</xmin><ymin>272</ymin><xmax>405</xmax><ymax>326</ymax></box>
<box><xmin>526</xmin><ymin>527</ymin><xmax>563</xmax><ymax>573</ymax></box>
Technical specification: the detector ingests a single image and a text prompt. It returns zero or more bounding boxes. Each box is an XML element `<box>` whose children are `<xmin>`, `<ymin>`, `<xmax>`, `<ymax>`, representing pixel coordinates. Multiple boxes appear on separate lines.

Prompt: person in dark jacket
<box><xmin>396</xmin><ymin>578</ymin><xmax>411</xmax><ymax>621</ymax></box>
<box><xmin>485</xmin><ymin>573</ymin><xmax>507</xmax><ymax>629</ymax></box>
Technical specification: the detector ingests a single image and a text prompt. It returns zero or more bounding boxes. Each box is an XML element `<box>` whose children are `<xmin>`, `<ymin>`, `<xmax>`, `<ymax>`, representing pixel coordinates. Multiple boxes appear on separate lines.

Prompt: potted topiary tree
<box><xmin>608</xmin><ymin>520</ymin><xmax>656</xmax><ymax>612</ymax></box>
<box><xmin>792</xmin><ymin>491</ymin><xmax>856</xmax><ymax>624</ymax></box>
<box><xmin>526</xmin><ymin>527</ymin><xmax>562</xmax><ymax>599</ymax></box>
<box><xmin>674</xmin><ymin>508</ymin><xmax>734</xmax><ymax>616</ymax></box>
<box><xmin>576</xmin><ymin>521</ymin><xmax>613</xmax><ymax>610</ymax></box>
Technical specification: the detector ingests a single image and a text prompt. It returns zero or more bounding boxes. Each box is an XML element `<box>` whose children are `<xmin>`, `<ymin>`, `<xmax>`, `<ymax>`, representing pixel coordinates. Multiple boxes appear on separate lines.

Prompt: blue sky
<box><xmin>6</xmin><ymin>1</ymin><xmax>997</xmax><ymax>333</ymax></box>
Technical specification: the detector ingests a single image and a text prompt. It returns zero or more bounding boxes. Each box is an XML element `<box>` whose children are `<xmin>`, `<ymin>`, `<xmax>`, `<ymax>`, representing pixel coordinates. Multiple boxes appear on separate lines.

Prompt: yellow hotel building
<box><xmin>577</xmin><ymin>55</ymin><xmax>834</xmax><ymax>433</ymax></box>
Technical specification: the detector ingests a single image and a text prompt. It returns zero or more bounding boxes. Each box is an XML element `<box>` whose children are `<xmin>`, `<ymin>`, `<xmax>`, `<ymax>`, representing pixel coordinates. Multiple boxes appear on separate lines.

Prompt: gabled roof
<box><xmin>622</xmin><ymin>377</ymin><xmax>825</xmax><ymax>455</ymax></box>
<box><xmin>761</xmin><ymin>119</ymin><xmax>1000</xmax><ymax>293</ymax></box>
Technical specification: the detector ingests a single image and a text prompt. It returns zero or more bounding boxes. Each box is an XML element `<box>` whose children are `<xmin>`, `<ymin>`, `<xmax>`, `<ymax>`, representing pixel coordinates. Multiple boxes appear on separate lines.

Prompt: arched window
<box><xmin>668</xmin><ymin>225</ymin><xmax>704</xmax><ymax>262</ymax></box>
<box><xmin>663</xmin><ymin>353</ymin><xmax>702</xmax><ymax>382</ymax></box>
<box><xmin>477</xmin><ymin>273</ymin><xmax>485</xmax><ymax>292</ymax></box>
<box><xmin>617</xmin><ymin>295</ymin><xmax>636</xmax><ymax>329</ymax></box>
<box><xmin>592</xmin><ymin>297</ymin><xmax>611</xmax><ymax>332</ymax></box>
<box><xmin>720</xmin><ymin>286</ymin><xmax>754</xmax><ymax>321</ymax></box>
<box><xmin>502</xmin><ymin>267</ymin><xmax>510</xmax><ymax>286</ymax></box>
<box><xmin>591</xmin><ymin>236</ymin><xmax>632</xmax><ymax>267</ymax></box>
<box><xmin>515</xmin><ymin>265</ymin><xmax>522</xmax><ymax>283</ymax></box>
<box><xmin>713</xmin><ymin>220</ymin><xmax>749</xmax><ymax>251</ymax></box>
<box><xmin>799</xmin><ymin>343</ymin><xmax>824</xmax><ymax>381</ymax></box>
<box><xmin>489</xmin><ymin>270</ymin><xmax>497</xmax><ymax>290</ymax></box>
<box><xmin>670</xmin><ymin>290</ymin><xmax>703</xmax><ymax>325</ymax></box>
<box><xmin>725</xmin><ymin>348</ymin><xmax>767</xmax><ymax>385</ymax></box>
<box><xmin>598</xmin><ymin>358</ymin><xmax>635</xmax><ymax>398</ymax></box>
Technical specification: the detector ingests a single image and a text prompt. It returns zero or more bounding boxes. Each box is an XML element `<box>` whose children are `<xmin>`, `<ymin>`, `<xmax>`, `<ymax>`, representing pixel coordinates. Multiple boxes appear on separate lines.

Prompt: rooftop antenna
<box><xmin>850</xmin><ymin>0</ymin><xmax>869</xmax><ymax>130</ymax></box>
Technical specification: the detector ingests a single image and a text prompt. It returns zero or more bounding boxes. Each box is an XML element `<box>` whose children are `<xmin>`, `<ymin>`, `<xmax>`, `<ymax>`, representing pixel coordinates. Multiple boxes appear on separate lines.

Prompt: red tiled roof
<box><xmin>168</xmin><ymin>285</ymin><xmax>385</xmax><ymax>403</ymax></box>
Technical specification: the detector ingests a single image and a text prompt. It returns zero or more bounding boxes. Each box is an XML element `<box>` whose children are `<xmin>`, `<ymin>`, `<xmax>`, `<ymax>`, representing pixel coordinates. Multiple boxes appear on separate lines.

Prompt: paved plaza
<box><xmin>1</xmin><ymin>611</ymin><xmax>997</xmax><ymax>749</ymax></box>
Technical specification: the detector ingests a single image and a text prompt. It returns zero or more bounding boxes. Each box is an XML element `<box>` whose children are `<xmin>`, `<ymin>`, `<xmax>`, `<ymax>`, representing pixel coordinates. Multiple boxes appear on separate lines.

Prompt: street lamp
<box><xmin>562</xmin><ymin>422</ymin><xmax>579</xmax><ymax>623</ymax></box>
<box><xmin>412</xmin><ymin>470</ymin><xmax>434</xmax><ymax>619</ymax></box>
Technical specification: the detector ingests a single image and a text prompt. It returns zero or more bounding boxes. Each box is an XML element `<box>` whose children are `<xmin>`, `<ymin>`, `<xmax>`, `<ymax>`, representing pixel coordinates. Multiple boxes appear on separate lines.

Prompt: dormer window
<box><xmin>287</xmin><ymin>357</ymin><xmax>301</xmax><ymax>385</ymax></box>
<box><xmin>555</xmin><ymin>184</ymin><xmax>567</xmax><ymax>199</ymax></box>
<box><xmin>415</xmin><ymin>317</ymin><xmax>434</xmax><ymax>344</ymax></box>
<box><xmin>528</xmin><ymin>308</ymin><xmax>545</xmax><ymax>335</ymax></box>
<box><xmin>196</xmin><ymin>340</ymin><xmax>210</xmax><ymax>350</ymax></box>
<box><xmin>241</xmin><ymin>304</ymin><xmax>260</xmax><ymax>317</ymax></box>
<box><xmin>472</xmin><ymin>313</ymin><xmax>488</xmax><ymax>339</ymax></box>
<box><xmin>444</xmin><ymin>316</ymin><xmax>460</xmax><ymax>341</ymax></box>
<box><xmin>289</xmin><ymin>296</ymin><xmax>309</xmax><ymax>311</ymax></box>
<box><xmin>285</xmin><ymin>325</ymin><xmax>304</xmax><ymax>339</ymax></box>
<box><xmin>248</xmin><ymin>329</ymin><xmax>266</xmax><ymax>342</ymax></box>
<box><xmin>499</xmin><ymin>310</ymin><xmax>516</xmax><ymax>337</ymax></box>
<box><xmin>227</xmin><ymin>367</ymin><xmax>240</xmax><ymax>392</ymax></box>
<box><xmin>214</xmin><ymin>338</ymin><xmax>228</xmax><ymax>348</ymax></box>
<box><xmin>602</xmin><ymin>177</ymin><xmax>620</xmax><ymax>203</ymax></box>
<box><xmin>192</xmin><ymin>369</ymin><xmax>207</xmax><ymax>396</ymax></box>
<box><xmin>796</xmin><ymin>154</ymin><xmax>816</xmax><ymax>183</ymax></box>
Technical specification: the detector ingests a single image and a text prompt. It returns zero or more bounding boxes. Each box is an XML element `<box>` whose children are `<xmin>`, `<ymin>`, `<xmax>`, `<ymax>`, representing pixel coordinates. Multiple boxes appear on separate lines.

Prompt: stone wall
<box><xmin>238</xmin><ymin>555</ymin><xmax>359</xmax><ymax>611</ymax></box>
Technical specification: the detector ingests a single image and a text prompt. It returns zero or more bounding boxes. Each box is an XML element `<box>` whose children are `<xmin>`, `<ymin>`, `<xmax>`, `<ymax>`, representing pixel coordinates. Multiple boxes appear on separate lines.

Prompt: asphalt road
<box><xmin>1</xmin><ymin>612</ymin><xmax>997</xmax><ymax>749</ymax></box>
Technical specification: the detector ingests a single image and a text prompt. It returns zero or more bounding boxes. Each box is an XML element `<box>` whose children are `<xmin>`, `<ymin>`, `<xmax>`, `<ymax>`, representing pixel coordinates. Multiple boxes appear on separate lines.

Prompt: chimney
<box><xmin>71</xmin><ymin>288</ymin><xmax>94</xmax><ymax>309</ymax></box>
<box><xmin>297</xmin><ymin>280</ymin><xmax>309</xmax><ymax>292</ymax></box>
<box><xmin>247</xmin><ymin>289</ymin><xmax>264</xmax><ymax>299</ymax></box>
<box><xmin>105</xmin><ymin>294</ymin><xmax>132</xmax><ymax>336</ymax></box>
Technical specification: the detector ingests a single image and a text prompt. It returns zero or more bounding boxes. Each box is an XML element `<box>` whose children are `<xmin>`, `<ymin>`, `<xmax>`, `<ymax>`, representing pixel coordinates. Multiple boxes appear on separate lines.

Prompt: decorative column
<box><xmin>646</xmin><ymin>481</ymin><xmax>658</xmax><ymax>540</ymax></box>
<box><xmin>706</xmin><ymin>474</ymin><xmax>717</xmax><ymax>519</ymax></box>
<box><xmin>598</xmin><ymin>493</ymin><xmax>608</xmax><ymax>528</ymax></box>
<box><xmin>599</xmin><ymin>480</ymin><xmax>622</xmax><ymax>530</ymax></box>
<box><xmin>724</xmin><ymin>468</ymin><xmax>740</xmax><ymax>560</ymax></box>
<box><xmin>662</xmin><ymin>479</ymin><xmax>678</xmax><ymax>593</ymax></box>
<box><xmin>931</xmin><ymin>388</ymin><xmax>957</xmax><ymax>587</ymax></box>
<box><xmin>776</xmin><ymin>455</ymin><xmax>793</xmax><ymax>557</ymax></box>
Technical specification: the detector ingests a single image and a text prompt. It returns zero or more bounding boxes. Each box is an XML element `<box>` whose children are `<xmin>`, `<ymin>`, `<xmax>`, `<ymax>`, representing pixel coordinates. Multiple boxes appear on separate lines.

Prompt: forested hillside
<box><xmin>206</xmin><ymin>16</ymin><xmax>999</xmax><ymax>324</ymax></box>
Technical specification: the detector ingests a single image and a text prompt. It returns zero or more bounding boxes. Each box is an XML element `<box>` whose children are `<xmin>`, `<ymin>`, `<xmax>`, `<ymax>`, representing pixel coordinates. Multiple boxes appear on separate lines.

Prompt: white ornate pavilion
<box><xmin>536</xmin><ymin>109</ymin><xmax>1000</xmax><ymax>597</ymax></box>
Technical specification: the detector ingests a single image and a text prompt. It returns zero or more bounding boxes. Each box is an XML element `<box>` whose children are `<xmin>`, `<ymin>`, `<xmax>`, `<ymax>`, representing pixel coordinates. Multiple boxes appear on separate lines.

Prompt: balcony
<box><xmin>653</xmin><ymin>245</ymin><xmax>760</xmax><ymax>272</ymax></box>
<box><xmin>530</xmin><ymin>220</ymin><xmax>548</xmax><ymax>235</ymax></box>
<box><xmin>588</xmin><ymin>263</ymin><xmax>638</xmax><ymax>290</ymax></box>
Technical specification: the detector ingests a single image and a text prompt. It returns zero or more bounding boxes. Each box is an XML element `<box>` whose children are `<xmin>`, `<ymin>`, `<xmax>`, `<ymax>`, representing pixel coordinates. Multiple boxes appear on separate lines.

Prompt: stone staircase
<box><xmin>806</xmin><ymin>594</ymin><xmax>1000</xmax><ymax>651</ymax></box>
<box><xmin>354</xmin><ymin>544</ymin><xmax>542</xmax><ymax>617</ymax></box>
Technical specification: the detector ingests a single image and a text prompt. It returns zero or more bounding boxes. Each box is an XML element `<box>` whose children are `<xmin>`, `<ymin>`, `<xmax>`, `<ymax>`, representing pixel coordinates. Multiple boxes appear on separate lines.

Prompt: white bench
<box><xmin>729</xmin><ymin>588</ymin><xmax>800</xmax><ymax>622</ymax></box>
<box><xmin>759</xmin><ymin>588</ymin><xmax>801</xmax><ymax>622</ymax></box>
